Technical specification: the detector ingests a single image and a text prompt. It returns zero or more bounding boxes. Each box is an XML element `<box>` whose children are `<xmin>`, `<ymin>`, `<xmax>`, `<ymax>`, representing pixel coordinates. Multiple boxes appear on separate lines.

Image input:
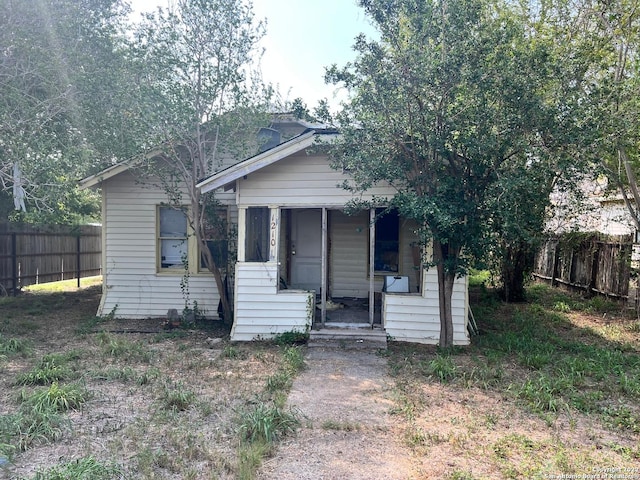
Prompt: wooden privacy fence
<box><xmin>533</xmin><ymin>234</ymin><xmax>632</xmax><ymax>298</ymax></box>
<box><xmin>0</xmin><ymin>223</ymin><xmax>101</xmax><ymax>294</ymax></box>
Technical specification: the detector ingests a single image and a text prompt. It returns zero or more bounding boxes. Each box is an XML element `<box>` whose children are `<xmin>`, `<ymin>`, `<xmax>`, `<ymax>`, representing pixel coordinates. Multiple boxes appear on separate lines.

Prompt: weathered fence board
<box><xmin>0</xmin><ymin>223</ymin><xmax>101</xmax><ymax>294</ymax></box>
<box><xmin>533</xmin><ymin>234</ymin><xmax>632</xmax><ymax>298</ymax></box>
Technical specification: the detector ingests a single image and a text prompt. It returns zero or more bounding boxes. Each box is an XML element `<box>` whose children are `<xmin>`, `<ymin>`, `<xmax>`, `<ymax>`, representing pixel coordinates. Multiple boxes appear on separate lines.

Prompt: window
<box><xmin>158</xmin><ymin>206</ymin><xmax>229</xmax><ymax>273</ymax></box>
<box><xmin>245</xmin><ymin>207</ymin><xmax>269</xmax><ymax>262</ymax></box>
<box><xmin>159</xmin><ymin>207</ymin><xmax>188</xmax><ymax>270</ymax></box>
<box><xmin>374</xmin><ymin>209</ymin><xmax>400</xmax><ymax>273</ymax></box>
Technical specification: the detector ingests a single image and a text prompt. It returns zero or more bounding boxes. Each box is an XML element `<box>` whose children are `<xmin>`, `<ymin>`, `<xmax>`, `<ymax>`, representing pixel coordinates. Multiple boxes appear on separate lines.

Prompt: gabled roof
<box><xmin>78</xmin><ymin>147</ymin><xmax>164</xmax><ymax>189</ymax></box>
<box><xmin>196</xmin><ymin>128</ymin><xmax>338</xmax><ymax>194</ymax></box>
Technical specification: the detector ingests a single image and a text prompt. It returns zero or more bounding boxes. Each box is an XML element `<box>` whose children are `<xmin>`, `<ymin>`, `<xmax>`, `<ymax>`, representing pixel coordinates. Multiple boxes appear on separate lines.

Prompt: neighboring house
<box><xmin>548</xmin><ymin>179</ymin><xmax>637</xmax><ymax>237</ymax></box>
<box><xmin>81</xmin><ymin>118</ymin><xmax>469</xmax><ymax>346</ymax></box>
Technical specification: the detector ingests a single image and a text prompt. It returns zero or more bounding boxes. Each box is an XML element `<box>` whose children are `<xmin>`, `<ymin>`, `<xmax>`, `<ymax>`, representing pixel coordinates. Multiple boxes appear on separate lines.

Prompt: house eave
<box><xmin>78</xmin><ymin>147</ymin><xmax>164</xmax><ymax>189</ymax></box>
<box><xmin>196</xmin><ymin>130</ymin><xmax>338</xmax><ymax>194</ymax></box>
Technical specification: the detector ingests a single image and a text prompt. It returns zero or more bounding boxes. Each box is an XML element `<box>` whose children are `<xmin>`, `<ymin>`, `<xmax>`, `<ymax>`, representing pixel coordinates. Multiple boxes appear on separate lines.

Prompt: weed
<box><xmin>236</xmin><ymin>440</ymin><xmax>271</xmax><ymax>480</ymax></box>
<box><xmin>221</xmin><ymin>344</ymin><xmax>243</xmax><ymax>359</ymax></box>
<box><xmin>24</xmin><ymin>382</ymin><xmax>89</xmax><ymax>413</ymax></box>
<box><xmin>272</xmin><ymin>330</ymin><xmax>309</xmax><ymax>346</ymax></box>
<box><xmin>446</xmin><ymin>470</ymin><xmax>476</xmax><ymax>480</ymax></box>
<box><xmin>91</xmin><ymin>366</ymin><xmax>136</xmax><ymax>382</ymax></box>
<box><xmin>16</xmin><ymin>354</ymin><xmax>77</xmax><ymax>386</ymax></box>
<box><xmin>424</xmin><ymin>354</ymin><xmax>458</xmax><ymax>382</ymax></box>
<box><xmin>28</xmin><ymin>456</ymin><xmax>124</xmax><ymax>480</ymax></box>
<box><xmin>160</xmin><ymin>382</ymin><xmax>196</xmax><ymax>411</ymax></box>
<box><xmin>515</xmin><ymin>375</ymin><xmax>570</xmax><ymax>413</ymax></box>
<box><xmin>603</xmin><ymin>405</ymin><xmax>640</xmax><ymax>433</ymax></box>
<box><xmin>0</xmin><ymin>334</ymin><xmax>29</xmax><ymax>356</ymax></box>
<box><xmin>238</xmin><ymin>403</ymin><xmax>300</xmax><ymax>444</ymax></box>
<box><xmin>553</xmin><ymin>301</ymin><xmax>571</xmax><ymax>313</ymax></box>
<box><xmin>137</xmin><ymin>367</ymin><xmax>161</xmax><ymax>385</ymax></box>
<box><xmin>265</xmin><ymin>371</ymin><xmax>292</xmax><ymax>393</ymax></box>
<box><xmin>282</xmin><ymin>346</ymin><xmax>305</xmax><ymax>373</ymax></box>
<box><xmin>95</xmin><ymin>331</ymin><xmax>152</xmax><ymax>363</ymax></box>
<box><xmin>0</xmin><ymin>407</ymin><xmax>67</xmax><ymax>453</ymax></box>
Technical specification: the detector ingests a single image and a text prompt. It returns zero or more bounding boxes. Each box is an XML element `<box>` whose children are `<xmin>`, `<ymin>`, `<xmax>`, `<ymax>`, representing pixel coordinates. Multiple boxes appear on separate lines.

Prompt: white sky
<box><xmin>129</xmin><ymin>0</ymin><xmax>377</xmax><ymax>111</ymax></box>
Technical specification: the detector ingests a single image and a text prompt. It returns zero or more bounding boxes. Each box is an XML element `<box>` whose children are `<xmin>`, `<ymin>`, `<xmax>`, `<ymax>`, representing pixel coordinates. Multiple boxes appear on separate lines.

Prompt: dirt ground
<box><xmin>2</xmin><ymin>285</ymin><xmax>639</xmax><ymax>479</ymax></box>
<box><xmin>258</xmin><ymin>348</ymin><xmax>419</xmax><ymax>480</ymax></box>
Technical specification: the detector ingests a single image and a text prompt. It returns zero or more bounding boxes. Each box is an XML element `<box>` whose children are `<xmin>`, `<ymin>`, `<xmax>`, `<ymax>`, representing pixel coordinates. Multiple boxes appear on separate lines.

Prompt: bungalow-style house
<box><xmin>80</xmin><ymin>117</ymin><xmax>469</xmax><ymax>345</ymax></box>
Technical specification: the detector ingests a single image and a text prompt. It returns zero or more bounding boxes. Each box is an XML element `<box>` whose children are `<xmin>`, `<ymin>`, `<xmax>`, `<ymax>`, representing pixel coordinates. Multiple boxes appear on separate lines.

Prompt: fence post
<box><xmin>11</xmin><ymin>232</ymin><xmax>17</xmax><ymax>296</ymax></box>
<box><xmin>76</xmin><ymin>234</ymin><xmax>81</xmax><ymax>289</ymax></box>
<box><xmin>551</xmin><ymin>241</ymin><xmax>560</xmax><ymax>287</ymax></box>
<box><xmin>589</xmin><ymin>239</ymin><xmax>599</xmax><ymax>296</ymax></box>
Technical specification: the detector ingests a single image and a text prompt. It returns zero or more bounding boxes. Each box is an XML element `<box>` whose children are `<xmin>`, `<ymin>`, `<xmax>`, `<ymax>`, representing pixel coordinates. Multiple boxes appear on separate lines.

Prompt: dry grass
<box><xmin>0</xmin><ymin>283</ymin><xmax>292</xmax><ymax>479</ymax></box>
<box><xmin>386</xmin><ymin>283</ymin><xmax>640</xmax><ymax>479</ymax></box>
<box><xmin>2</xmin><ymin>279</ymin><xmax>639</xmax><ymax>479</ymax></box>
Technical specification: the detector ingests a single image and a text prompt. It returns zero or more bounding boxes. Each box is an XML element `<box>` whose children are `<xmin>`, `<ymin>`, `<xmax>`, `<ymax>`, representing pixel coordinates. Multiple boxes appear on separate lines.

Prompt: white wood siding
<box><xmin>99</xmin><ymin>171</ymin><xmax>236</xmax><ymax>319</ymax></box>
<box><xmin>238</xmin><ymin>152</ymin><xmax>393</xmax><ymax>207</ymax></box>
<box><xmin>231</xmin><ymin>263</ymin><xmax>313</xmax><ymax>341</ymax></box>
<box><xmin>383</xmin><ymin>269</ymin><xmax>469</xmax><ymax>345</ymax></box>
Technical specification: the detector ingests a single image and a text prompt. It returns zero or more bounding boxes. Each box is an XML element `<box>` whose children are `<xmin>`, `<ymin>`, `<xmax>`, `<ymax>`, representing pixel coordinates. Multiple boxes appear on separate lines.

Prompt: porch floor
<box><xmin>313</xmin><ymin>297</ymin><xmax>382</xmax><ymax>327</ymax></box>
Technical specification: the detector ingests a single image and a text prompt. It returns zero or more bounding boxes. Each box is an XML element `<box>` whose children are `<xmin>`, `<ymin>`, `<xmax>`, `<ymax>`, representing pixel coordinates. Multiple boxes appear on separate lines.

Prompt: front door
<box><xmin>290</xmin><ymin>209</ymin><xmax>322</xmax><ymax>293</ymax></box>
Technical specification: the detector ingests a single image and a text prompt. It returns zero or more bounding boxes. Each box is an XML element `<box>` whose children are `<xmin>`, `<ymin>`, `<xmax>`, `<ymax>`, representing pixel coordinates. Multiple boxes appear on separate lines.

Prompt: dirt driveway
<box><xmin>258</xmin><ymin>347</ymin><xmax>420</xmax><ymax>480</ymax></box>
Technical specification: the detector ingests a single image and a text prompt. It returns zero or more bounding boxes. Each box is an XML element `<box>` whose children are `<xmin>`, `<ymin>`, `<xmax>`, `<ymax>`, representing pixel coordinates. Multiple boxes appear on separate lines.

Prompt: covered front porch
<box><xmin>231</xmin><ymin>205</ymin><xmax>469</xmax><ymax>344</ymax></box>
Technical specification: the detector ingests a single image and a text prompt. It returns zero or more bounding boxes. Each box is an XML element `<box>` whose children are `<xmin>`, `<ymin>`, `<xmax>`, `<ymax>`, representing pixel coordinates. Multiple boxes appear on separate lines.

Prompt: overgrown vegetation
<box><xmin>388</xmin><ymin>282</ymin><xmax>640</xmax><ymax>476</ymax></box>
<box><xmin>0</xmin><ymin>285</ymin><xmax>304</xmax><ymax>478</ymax></box>
<box><xmin>236</xmin><ymin>342</ymin><xmax>305</xmax><ymax>479</ymax></box>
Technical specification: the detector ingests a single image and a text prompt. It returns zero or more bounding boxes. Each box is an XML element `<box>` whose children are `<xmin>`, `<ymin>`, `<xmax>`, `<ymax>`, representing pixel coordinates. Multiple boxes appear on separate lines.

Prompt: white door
<box><xmin>290</xmin><ymin>209</ymin><xmax>322</xmax><ymax>293</ymax></box>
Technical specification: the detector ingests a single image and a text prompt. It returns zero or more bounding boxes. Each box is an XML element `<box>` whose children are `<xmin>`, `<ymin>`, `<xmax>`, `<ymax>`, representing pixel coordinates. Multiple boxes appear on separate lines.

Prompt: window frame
<box><xmin>157</xmin><ymin>205</ymin><xmax>229</xmax><ymax>275</ymax></box>
<box><xmin>370</xmin><ymin>208</ymin><xmax>401</xmax><ymax>276</ymax></box>
<box><xmin>157</xmin><ymin>205</ymin><xmax>190</xmax><ymax>273</ymax></box>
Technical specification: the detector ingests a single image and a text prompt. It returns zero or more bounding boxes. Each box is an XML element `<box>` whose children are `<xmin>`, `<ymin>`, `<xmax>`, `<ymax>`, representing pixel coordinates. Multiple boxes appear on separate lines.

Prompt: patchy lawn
<box><xmin>385</xmin><ymin>283</ymin><xmax>640</xmax><ymax>479</ymax></box>
<box><xmin>1</xmin><ymin>281</ymin><xmax>639</xmax><ymax>479</ymax></box>
<box><xmin>0</xmin><ymin>284</ymin><xmax>303</xmax><ymax>479</ymax></box>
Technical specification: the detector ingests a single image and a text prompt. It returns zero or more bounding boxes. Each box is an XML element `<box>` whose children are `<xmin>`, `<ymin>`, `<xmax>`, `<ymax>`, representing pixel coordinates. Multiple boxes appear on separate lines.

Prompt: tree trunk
<box><xmin>500</xmin><ymin>242</ymin><xmax>530</xmax><ymax>302</ymax></box>
<box><xmin>200</xmin><ymin>238</ymin><xmax>233</xmax><ymax>325</ymax></box>
<box><xmin>434</xmin><ymin>239</ymin><xmax>455</xmax><ymax>348</ymax></box>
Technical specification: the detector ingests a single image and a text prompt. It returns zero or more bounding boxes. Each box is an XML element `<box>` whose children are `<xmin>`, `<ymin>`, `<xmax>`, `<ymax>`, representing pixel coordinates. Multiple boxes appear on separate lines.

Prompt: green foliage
<box><xmin>24</xmin><ymin>382</ymin><xmax>89</xmax><ymax>413</ymax></box>
<box><xmin>468</xmin><ymin>270</ymin><xmax>491</xmax><ymax>287</ymax></box>
<box><xmin>282</xmin><ymin>346</ymin><xmax>305</xmax><ymax>373</ymax></box>
<box><xmin>424</xmin><ymin>354</ymin><xmax>458</xmax><ymax>383</ymax></box>
<box><xmin>16</xmin><ymin>358</ymin><xmax>72</xmax><ymax>386</ymax></box>
<box><xmin>95</xmin><ymin>331</ymin><xmax>152</xmax><ymax>363</ymax></box>
<box><xmin>0</xmin><ymin>0</ymin><xmax>142</xmax><ymax>223</ymax></box>
<box><xmin>327</xmin><ymin>0</ymin><xmax>562</xmax><ymax>344</ymax></box>
<box><xmin>160</xmin><ymin>382</ymin><xmax>197</xmax><ymax>412</ymax></box>
<box><xmin>0</xmin><ymin>334</ymin><xmax>29</xmax><ymax>356</ymax></box>
<box><xmin>28</xmin><ymin>456</ymin><xmax>125</xmax><ymax>480</ymax></box>
<box><xmin>0</xmin><ymin>406</ymin><xmax>67</xmax><ymax>454</ymax></box>
<box><xmin>272</xmin><ymin>330</ymin><xmax>309</xmax><ymax>346</ymax></box>
<box><xmin>238</xmin><ymin>403</ymin><xmax>300</xmax><ymax>444</ymax></box>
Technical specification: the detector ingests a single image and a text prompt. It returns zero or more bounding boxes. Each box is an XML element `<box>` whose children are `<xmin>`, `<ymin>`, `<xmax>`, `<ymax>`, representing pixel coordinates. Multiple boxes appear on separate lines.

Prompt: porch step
<box><xmin>308</xmin><ymin>327</ymin><xmax>387</xmax><ymax>349</ymax></box>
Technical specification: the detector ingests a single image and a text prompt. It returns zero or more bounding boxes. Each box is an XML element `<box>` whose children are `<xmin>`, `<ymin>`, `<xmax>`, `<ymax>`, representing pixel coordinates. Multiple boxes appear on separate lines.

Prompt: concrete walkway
<box><xmin>257</xmin><ymin>347</ymin><xmax>419</xmax><ymax>480</ymax></box>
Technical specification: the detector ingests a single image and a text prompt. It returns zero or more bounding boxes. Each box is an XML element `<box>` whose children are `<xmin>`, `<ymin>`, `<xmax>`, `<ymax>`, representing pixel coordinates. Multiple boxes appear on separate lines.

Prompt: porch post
<box><xmin>369</xmin><ymin>208</ymin><xmax>375</xmax><ymax>327</ymax></box>
<box><xmin>268</xmin><ymin>207</ymin><xmax>280</xmax><ymax>263</ymax></box>
<box><xmin>237</xmin><ymin>207</ymin><xmax>246</xmax><ymax>262</ymax></box>
<box><xmin>321</xmin><ymin>207</ymin><xmax>328</xmax><ymax>327</ymax></box>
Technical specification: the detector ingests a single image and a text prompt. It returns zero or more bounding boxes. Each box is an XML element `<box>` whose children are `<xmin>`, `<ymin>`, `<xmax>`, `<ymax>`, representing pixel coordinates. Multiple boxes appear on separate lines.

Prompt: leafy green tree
<box><xmin>327</xmin><ymin>0</ymin><xmax>554</xmax><ymax>346</ymax></box>
<box><xmin>130</xmin><ymin>0</ymin><xmax>272</xmax><ymax>321</ymax></box>
<box><xmin>0</xmin><ymin>0</ymin><xmax>139</xmax><ymax>223</ymax></box>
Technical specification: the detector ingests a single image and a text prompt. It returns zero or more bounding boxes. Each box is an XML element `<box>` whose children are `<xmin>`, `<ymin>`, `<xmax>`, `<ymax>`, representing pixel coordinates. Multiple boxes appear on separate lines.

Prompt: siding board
<box><xmin>231</xmin><ymin>263</ymin><xmax>312</xmax><ymax>340</ymax></box>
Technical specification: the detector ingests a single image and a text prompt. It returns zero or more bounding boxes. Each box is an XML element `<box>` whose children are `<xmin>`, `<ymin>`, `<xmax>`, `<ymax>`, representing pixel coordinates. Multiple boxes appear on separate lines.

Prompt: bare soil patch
<box><xmin>258</xmin><ymin>348</ymin><xmax>419</xmax><ymax>480</ymax></box>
